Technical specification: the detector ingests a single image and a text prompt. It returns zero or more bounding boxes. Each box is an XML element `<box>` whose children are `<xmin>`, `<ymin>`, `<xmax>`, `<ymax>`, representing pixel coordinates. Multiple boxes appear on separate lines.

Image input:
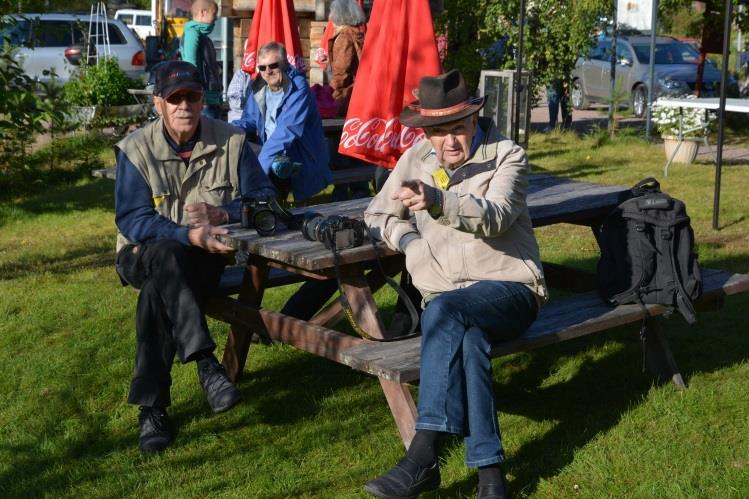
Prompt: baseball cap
<box><xmin>153</xmin><ymin>61</ymin><xmax>204</xmax><ymax>99</ymax></box>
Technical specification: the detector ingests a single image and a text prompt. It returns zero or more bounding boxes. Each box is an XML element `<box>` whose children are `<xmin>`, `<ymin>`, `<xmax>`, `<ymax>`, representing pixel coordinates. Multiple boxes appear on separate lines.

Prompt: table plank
<box><xmin>218</xmin><ymin>175</ymin><xmax>631</xmax><ymax>271</ymax></box>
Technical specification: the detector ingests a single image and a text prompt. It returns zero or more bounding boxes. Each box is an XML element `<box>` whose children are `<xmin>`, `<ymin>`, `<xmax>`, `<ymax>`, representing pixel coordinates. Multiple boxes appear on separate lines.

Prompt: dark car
<box><xmin>571</xmin><ymin>35</ymin><xmax>731</xmax><ymax>117</ymax></box>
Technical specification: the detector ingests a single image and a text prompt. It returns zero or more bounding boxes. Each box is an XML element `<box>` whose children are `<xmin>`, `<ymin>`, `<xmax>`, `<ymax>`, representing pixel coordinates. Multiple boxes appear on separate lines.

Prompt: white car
<box><xmin>1</xmin><ymin>13</ymin><xmax>146</xmax><ymax>83</ymax></box>
<box><xmin>114</xmin><ymin>9</ymin><xmax>155</xmax><ymax>41</ymax></box>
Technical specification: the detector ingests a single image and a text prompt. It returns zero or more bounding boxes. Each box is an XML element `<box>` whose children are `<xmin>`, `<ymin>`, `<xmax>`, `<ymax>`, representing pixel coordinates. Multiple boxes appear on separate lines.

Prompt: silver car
<box><xmin>1</xmin><ymin>13</ymin><xmax>146</xmax><ymax>83</ymax></box>
<box><xmin>571</xmin><ymin>35</ymin><xmax>728</xmax><ymax>117</ymax></box>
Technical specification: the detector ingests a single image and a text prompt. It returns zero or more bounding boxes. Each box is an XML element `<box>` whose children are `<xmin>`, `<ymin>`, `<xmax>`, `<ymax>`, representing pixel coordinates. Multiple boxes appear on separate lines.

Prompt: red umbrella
<box><xmin>338</xmin><ymin>0</ymin><xmax>442</xmax><ymax>168</ymax></box>
<box><xmin>314</xmin><ymin>0</ymin><xmax>366</xmax><ymax>70</ymax></box>
<box><xmin>242</xmin><ymin>0</ymin><xmax>306</xmax><ymax>77</ymax></box>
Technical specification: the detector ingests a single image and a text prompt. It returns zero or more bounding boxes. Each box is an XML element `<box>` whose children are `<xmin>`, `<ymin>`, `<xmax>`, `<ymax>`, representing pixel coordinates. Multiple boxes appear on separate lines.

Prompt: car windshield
<box><xmin>632</xmin><ymin>42</ymin><xmax>700</xmax><ymax>64</ymax></box>
<box><xmin>0</xmin><ymin>18</ymin><xmax>31</xmax><ymax>45</ymax></box>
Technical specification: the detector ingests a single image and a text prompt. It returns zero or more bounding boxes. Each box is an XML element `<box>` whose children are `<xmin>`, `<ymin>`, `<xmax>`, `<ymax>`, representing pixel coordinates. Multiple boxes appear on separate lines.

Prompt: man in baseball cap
<box><xmin>113</xmin><ymin>60</ymin><xmax>276</xmax><ymax>453</ymax></box>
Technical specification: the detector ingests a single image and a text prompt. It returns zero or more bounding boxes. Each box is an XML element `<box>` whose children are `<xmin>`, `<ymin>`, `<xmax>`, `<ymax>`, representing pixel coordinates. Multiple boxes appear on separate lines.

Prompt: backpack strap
<box><xmin>631</xmin><ymin>177</ymin><xmax>661</xmax><ymax>197</ymax></box>
<box><xmin>666</xmin><ymin>225</ymin><xmax>698</xmax><ymax>324</ymax></box>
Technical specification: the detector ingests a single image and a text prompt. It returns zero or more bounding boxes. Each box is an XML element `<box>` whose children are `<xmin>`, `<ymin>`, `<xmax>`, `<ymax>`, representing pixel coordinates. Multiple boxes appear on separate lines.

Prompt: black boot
<box><xmin>476</xmin><ymin>466</ymin><xmax>509</xmax><ymax>499</ymax></box>
<box><xmin>138</xmin><ymin>406</ymin><xmax>173</xmax><ymax>453</ymax></box>
<box><xmin>198</xmin><ymin>356</ymin><xmax>241</xmax><ymax>413</ymax></box>
<box><xmin>363</xmin><ymin>455</ymin><xmax>440</xmax><ymax>498</ymax></box>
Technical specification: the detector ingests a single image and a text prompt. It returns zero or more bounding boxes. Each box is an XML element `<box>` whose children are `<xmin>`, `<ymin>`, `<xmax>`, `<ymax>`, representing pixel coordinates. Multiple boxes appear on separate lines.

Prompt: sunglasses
<box><xmin>257</xmin><ymin>62</ymin><xmax>281</xmax><ymax>72</ymax></box>
<box><xmin>165</xmin><ymin>91</ymin><xmax>203</xmax><ymax>105</ymax></box>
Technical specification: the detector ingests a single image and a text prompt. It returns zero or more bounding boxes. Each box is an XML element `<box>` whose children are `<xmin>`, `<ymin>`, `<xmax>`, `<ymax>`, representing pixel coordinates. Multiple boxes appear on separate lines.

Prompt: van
<box><xmin>114</xmin><ymin>9</ymin><xmax>154</xmax><ymax>40</ymax></box>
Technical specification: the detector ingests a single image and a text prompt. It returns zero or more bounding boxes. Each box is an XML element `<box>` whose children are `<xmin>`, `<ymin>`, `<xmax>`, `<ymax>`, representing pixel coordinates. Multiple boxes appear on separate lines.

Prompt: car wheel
<box><xmin>571</xmin><ymin>79</ymin><xmax>588</xmax><ymax>110</ymax></box>
<box><xmin>631</xmin><ymin>85</ymin><xmax>647</xmax><ymax>118</ymax></box>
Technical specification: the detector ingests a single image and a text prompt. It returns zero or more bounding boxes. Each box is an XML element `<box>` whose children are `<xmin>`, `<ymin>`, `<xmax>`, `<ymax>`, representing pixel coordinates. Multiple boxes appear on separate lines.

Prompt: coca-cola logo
<box><xmin>243</xmin><ymin>51</ymin><xmax>255</xmax><ymax>70</ymax></box>
<box><xmin>340</xmin><ymin>117</ymin><xmax>424</xmax><ymax>154</ymax></box>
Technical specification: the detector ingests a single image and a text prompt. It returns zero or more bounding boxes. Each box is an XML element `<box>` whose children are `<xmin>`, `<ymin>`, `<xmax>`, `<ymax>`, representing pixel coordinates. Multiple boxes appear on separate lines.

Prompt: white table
<box><xmin>654</xmin><ymin>98</ymin><xmax>749</xmax><ymax>176</ymax></box>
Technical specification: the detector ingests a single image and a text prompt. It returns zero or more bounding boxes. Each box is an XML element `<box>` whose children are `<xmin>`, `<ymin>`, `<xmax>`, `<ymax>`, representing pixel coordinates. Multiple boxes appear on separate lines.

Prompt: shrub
<box><xmin>63</xmin><ymin>57</ymin><xmax>144</xmax><ymax>107</ymax></box>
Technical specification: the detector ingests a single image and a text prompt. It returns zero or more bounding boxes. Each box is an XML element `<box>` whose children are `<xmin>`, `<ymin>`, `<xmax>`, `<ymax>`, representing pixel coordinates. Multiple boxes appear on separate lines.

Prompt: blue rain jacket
<box><xmin>232</xmin><ymin>68</ymin><xmax>332</xmax><ymax>200</ymax></box>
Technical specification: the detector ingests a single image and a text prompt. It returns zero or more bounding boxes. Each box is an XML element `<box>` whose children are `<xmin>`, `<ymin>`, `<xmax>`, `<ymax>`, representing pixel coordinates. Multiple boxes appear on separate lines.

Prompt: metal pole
<box><xmin>714</xmin><ymin>0</ymin><xmax>733</xmax><ymax>230</ymax></box>
<box><xmin>608</xmin><ymin>1</ymin><xmax>618</xmax><ymax>128</ymax></box>
<box><xmin>514</xmin><ymin>0</ymin><xmax>526</xmax><ymax>145</ymax></box>
<box><xmin>645</xmin><ymin>0</ymin><xmax>659</xmax><ymax>140</ymax></box>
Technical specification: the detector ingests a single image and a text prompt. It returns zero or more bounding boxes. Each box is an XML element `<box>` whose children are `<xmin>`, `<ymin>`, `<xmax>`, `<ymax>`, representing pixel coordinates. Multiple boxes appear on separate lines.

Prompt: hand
<box><xmin>391</xmin><ymin>179</ymin><xmax>439</xmax><ymax>212</ymax></box>
<box><xmin>184</xmin><ymin>202</ymin><xmax>228</xmax><ymax>226</ymax></box>
<box><xmin>270</xmin><ymin>155</ymin><xmax>297</xmax><ymax>179</ymax></box>
<box><xmin>188</xmin><ymin>224</ymin><xmax>233</xmax><ymax>253</ymax></box>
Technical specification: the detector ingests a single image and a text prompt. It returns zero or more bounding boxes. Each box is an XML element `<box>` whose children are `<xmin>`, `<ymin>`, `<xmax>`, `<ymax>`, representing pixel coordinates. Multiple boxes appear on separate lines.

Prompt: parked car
<box><xmin>571</xmin><ymin>35</ymin><xmax>733</xmax><ymax>117</ymax></box>
<box><xmin>114</xmin><ymin>9</ymin><xmax>155</xmax><ymax>40</ymax></box>
<box><xmin>0</xmin><ymin>13</ymin><xmax>145</xmax><ymax>83</ymax></box>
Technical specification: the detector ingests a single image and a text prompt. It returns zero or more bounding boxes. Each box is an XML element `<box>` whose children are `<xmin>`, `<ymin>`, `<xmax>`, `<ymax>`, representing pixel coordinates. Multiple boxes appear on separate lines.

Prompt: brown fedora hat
<box><xmin>399</xmin><ymin>69</ymin><xmax>486</xmax><ymax>128</ymax></box>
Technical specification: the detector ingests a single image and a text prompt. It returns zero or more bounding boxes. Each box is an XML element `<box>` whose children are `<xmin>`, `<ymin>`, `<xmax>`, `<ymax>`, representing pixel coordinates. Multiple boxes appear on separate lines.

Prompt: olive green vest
<box><xmin>115</xmin><ymin>117</ymin><xmax>245</xmax><ymax>251</ymax></box>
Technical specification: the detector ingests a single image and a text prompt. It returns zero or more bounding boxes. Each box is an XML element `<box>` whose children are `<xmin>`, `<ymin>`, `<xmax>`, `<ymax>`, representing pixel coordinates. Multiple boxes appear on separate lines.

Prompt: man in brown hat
<box><xmin>363</xmin><ymin>69</ymin><xmax>548</xmax><ymax>499</ymax></box>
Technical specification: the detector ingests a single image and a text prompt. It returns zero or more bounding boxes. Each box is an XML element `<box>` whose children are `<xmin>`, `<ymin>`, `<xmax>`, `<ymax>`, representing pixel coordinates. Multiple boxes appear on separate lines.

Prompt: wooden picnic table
<box><xmin>204</xmin><ymin>174</ymin><xmax>636</xmax><ymax>441</ymax></box>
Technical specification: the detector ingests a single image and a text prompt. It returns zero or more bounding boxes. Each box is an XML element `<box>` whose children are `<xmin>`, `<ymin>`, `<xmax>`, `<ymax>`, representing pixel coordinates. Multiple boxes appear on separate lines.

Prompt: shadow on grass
<box><xmin>0</xmin><ymin>240</ymin><xmax>115</xmax><ymax>281</ymax></box>
<box><xmin>0</xmin><ymin>180</ymin><xmax>115</xmax><ymax>230</ymax></box>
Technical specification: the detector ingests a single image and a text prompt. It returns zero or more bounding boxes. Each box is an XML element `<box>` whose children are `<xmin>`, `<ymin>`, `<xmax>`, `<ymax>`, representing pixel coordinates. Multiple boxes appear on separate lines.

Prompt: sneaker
<box><xmin>138</xmin><ymin>406</ymin><xmax>173</xmax><ymax>453</ymax></box>
<box><xmin>363</xmin><ymin>455</ymin><xmax>440</xmax><ymax>498</ymax></box>
<box><xmin>198</xmin><ymin>357</ymin><xmax>241</xmax><ymax>413</ymax></box>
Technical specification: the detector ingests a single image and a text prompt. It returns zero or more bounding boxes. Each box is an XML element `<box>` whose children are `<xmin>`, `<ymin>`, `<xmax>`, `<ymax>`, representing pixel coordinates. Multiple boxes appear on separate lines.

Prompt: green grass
<box><xmin>1</xmin><ymin>130</ymin><xmax>748</xmax><ymax>497</ymax></box>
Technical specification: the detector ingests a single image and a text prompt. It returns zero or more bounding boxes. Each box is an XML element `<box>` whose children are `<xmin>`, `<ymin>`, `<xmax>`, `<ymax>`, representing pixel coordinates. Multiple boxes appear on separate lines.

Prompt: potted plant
<box><xmin>651</xmin><ymin>95</ymin><xmax>715</xmax><ymax>165</ymax></box>
<box><xmin>63</xmin><ymin>57</ymin><xmax>146</xmax><ymax>132</ymax></box>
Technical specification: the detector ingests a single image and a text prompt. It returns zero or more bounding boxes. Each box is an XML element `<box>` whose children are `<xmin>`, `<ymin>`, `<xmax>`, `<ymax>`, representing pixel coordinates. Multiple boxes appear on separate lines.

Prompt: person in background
<box><xmin>362</xmin><ymin>69</ymin><xmax>546</xmax><ymax>499</ymax></box>
<box><xmin>227</xmin><ymin>68</ymin><xmax>252</xmax><ymax>122</ymax></box>
<box><xmin>328</xmin><ymin>0</ymin><xmax>366</xmax><ymax>116</ymax></box>
<box><xmin>182</xmin><ymin>0</ymin><xmax>222</xmax><ymax>119</ymax></box>
<box><xmin>114</xmin><ymin>61</ymin><xmax>276</xmax><ymax>453</ymax></box>
<box><xmin>232</xmin><ymin>41</ymin><xmax>332</xmax><ymax>201</ymax></box>
<box><xmin>545</xmin><ymin>78</ymin><xmax>571</xmax><ymax>131</ymax></box>
<box><xmin>327</xmin><ymin>0</ymin><xmax>370</xmax><ymax>201</ymax></box>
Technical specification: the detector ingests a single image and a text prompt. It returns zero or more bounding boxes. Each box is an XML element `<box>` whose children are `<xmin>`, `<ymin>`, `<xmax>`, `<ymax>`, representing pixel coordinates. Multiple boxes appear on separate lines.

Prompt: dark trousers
<box><xmin>116</xmin><ymin>239</ymin><xmax>226</xmax><ymax>408</ymax></box>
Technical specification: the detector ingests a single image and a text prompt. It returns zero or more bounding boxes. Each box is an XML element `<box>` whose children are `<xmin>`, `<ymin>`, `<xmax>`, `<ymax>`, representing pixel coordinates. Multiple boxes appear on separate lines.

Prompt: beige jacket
<box><xmin>364</xmin><ymin>118</ymin><xmax>548</xmax><ymax>304</ymax></box>
<box><xmin>115</xmin><ymin>117</ymin><xmax>245</xmax><ymax>252</ymax></box>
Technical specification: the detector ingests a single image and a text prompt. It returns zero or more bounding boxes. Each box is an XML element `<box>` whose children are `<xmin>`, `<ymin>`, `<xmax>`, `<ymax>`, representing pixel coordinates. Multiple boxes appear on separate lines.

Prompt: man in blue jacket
<box><xmin>232</xmin><ymin>41</ymin><xmax>332</xmax><ymax>201</ymax></box>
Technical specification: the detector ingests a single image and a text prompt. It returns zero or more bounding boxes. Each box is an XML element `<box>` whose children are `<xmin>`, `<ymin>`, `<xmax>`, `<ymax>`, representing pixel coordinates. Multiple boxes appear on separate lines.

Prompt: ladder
<box><xmin>88</xmin><ymin>2</ymin><xmax>111</xmax><ymax>64</ymax></box>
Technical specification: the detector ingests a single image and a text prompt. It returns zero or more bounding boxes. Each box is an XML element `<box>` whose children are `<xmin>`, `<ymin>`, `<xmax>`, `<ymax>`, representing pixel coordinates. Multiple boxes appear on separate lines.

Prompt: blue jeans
<box><xmin>546</xmin><ymin>81</ymin><xmax>570</xmax><ymax>129</ymax></box>
<box><xmin>415</xmin><ymin>281</ymin><xmax>538</xmax><ymax>467</ymax></box>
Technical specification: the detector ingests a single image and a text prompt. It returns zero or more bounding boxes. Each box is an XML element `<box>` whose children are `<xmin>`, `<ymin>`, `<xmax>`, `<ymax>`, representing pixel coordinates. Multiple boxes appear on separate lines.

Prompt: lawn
<box><xmin>0</xmin><ymin>128</ymin><xmax>747</xmax><ymax>498</ymax></box>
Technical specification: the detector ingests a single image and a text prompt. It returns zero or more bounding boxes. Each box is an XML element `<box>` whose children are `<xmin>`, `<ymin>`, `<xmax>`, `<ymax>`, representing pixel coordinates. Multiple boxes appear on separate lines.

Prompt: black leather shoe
<box><xmin>138</xmin><ymin>406</ymin><xmax>173</xmax><ymax>453</ymax></box>
<box><xmin>364</xmin><ymin>456</ymin><xmax>440</xmax><ymax>498</ymax></box>
<box><xmin>476</xmin><ymin>476</ymin><xmax>509</xmax><ymax>499</ymax></box>
<box><xmin>198</xmin><ymin>358</ymin><xmax>241</xmax><ymax>413</ymax></box>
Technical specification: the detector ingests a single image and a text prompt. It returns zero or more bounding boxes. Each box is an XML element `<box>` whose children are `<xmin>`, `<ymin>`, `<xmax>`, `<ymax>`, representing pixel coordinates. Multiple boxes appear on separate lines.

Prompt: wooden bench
<box><xmin>339</xmin><ymin>268</ymin><xmax>749</xmax><ymax>392</ymax></box>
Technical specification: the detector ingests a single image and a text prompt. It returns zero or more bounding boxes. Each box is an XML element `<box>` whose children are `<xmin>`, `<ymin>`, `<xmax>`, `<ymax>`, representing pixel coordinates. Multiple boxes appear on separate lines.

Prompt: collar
<box><xmin>162</xmin><ymin>122</ymin><xmax>201</xmax><ymax>155</ymax></box>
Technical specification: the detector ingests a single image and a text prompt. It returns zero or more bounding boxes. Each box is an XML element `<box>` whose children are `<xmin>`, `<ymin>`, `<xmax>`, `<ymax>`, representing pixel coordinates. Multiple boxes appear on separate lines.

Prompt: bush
<box><xmin>63</xmin><ymin>57</ymin><xmax>144</xmax><ymax>107</ymax></box>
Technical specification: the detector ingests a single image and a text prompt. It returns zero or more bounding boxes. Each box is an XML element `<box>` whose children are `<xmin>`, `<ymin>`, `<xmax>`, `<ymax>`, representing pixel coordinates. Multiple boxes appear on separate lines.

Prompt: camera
<box><xmin>301</xmin><ymin>212</ymin><xmax>367</xmax><ymax>251</ymax></box>
<box><xmin>241</xmin><ymin>199</ymin><xmax>279</xmax><ymax>236</ymax></box>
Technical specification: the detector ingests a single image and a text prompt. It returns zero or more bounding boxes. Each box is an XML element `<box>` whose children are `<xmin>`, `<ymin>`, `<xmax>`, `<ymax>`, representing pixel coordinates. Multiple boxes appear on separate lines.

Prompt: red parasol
<box><xmin>314</xmin><ymin>0</ymin><xmax>366</xmax><ymax>69</ymax></box>
<box><xmin>242</xmin><ymin>0</ymin><xmax>306</xmax><ymax>77</ymax></box>
<box><xmin>338</xmin><ymin>0</ymin><xmax>442</xmax><ymax>168</ymax></box>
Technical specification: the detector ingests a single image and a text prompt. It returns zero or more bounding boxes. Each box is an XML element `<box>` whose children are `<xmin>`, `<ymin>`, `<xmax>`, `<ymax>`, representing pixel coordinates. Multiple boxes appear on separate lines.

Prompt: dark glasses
<box><xmin>257</xmin><ymin>62</ymin><xmax>281</xmax><ymax>72</ymax></box>
<box><xmin>166</xmin><ymin>91</ymin><xmax>203</xmax><ymax>104</ymax></box>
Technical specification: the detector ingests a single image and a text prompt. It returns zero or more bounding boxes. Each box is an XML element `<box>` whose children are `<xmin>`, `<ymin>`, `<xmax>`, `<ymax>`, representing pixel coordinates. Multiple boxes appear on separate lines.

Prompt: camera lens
<box><xmin>254</xmin><ymin>209</ymin><xmax>277</xmax><ymax>237</ymax></box>
<box><xmin>301</xmin><ymin>212</ymin><xmax>325</xmax><ymax>241</ymax></box>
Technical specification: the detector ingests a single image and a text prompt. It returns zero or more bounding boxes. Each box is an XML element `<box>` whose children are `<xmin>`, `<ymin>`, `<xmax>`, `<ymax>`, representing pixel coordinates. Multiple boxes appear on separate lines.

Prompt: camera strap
<box><xmin>330</xmin><ymin>230</ymin><xmax>420</xmax><ymax>342</ymax></box>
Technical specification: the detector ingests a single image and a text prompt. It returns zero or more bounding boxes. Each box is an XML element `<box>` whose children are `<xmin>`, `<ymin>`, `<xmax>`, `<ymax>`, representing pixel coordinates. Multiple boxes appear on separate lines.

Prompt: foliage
<box><xmin>651</xmin><ymin>95</ymin><xmax>717</xmax><ymax>138</ymax></box>
<box><xmin>437</xmin><ymin>0</ymin><xmax>610</xmax><ymax>97</ymax></box>
<box><xmin>63</xmin><ymin>57</ymin><xmax>144</xmax><ymax>108</ymax></box>
<box><xmin>0</xmin><ymin>28</ymin><xmax>71</xmax><ymax>193</ymax></box>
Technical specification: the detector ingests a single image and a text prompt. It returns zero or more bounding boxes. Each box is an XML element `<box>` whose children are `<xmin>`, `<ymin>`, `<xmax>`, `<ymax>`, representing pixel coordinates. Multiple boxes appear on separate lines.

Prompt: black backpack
<box><xmin>597</xmin><ymin>178</ymin><xmax>703</xmax><ymax>324</ymax></box>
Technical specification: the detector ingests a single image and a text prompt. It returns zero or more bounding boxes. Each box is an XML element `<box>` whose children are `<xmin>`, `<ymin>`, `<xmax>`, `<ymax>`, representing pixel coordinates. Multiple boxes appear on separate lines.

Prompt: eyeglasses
<box><xmin>257</xmin><ymin>61</ymin><xmax>281</xmax><ymax>72</ymax></box>
<box><xmin>166</xmin><ymin>91</ymin><xmax>203</xmax><ymax>105</ymax></box>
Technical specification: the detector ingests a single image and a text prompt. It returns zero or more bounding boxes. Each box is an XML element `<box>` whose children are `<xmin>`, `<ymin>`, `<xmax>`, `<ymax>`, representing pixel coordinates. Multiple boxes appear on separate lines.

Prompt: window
<box><xmin>616</xmin><ymin>42</ymin><xmax>634</xmax><ymax>64</ymax></box>
<box><xmin>135</xmin><ymin>15</ymin><xmax>151</xmax><ymax>26</ymax></box>
<box><xmin>75</xmin><ymin>22</ymin><xmax>128</xmax><ymax>45</ymax></box>
<box><xmin>0</xmin><ymin>19</ymin><xmax>31</xmax><ymax>46</ymax></box>
<box><xmin>33</xmin><ymin>20</ymin><xmax>74</xmax><ymax>47</ymax></box>
<box><xmin>590</xmin><ymin>41</ymin><xmax>611</xmax><ymax>61</ymax></box>
<box><xmin>118</xmin><ymin>14</ymin><xmax>134</xmax><ymax>25</ymax></box>
<box><xmin>632</xmin><ymin>42</ymin><xmax>700</xmax><ymax>64</ymax></box>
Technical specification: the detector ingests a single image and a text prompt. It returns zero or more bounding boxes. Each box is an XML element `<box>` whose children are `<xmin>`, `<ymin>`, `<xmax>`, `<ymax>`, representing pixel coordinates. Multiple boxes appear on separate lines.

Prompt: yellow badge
<box><xmin>153</xmin><ymin>194</ymin><xmax>168</xmax><ymax>207</ymax></box>
<box><xmin>431</xmin><ymin>168</ymin><xmax>450</xmax><ymax>190</ymax></box>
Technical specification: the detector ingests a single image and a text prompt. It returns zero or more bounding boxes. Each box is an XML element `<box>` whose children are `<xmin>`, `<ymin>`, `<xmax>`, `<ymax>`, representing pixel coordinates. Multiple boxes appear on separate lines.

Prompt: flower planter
<box><xmin>663</xmin><ymin>135</ymin><xmax>701</xmax><ymax>165</ymax></box>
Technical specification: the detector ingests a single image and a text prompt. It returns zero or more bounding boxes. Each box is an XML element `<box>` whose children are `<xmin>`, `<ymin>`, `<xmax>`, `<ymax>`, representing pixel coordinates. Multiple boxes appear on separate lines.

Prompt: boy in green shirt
<box><xmin>182</xmin><ymin>0</ymin><xmax>222</xmax><ymax>118</ymax></box>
